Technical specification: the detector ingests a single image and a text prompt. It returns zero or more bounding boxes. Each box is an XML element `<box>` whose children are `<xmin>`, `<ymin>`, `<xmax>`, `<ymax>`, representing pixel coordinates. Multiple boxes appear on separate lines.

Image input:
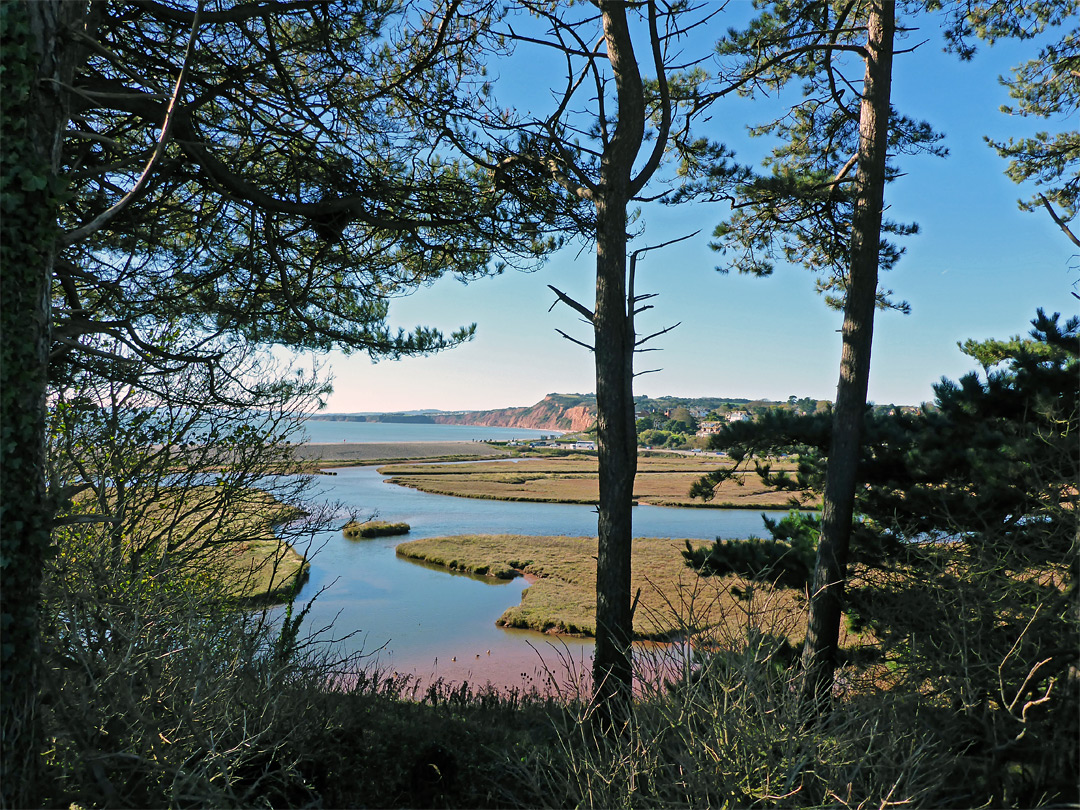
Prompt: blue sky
<box><xmin>300</xmin><ymin>4</ymin><xmax>1077</xmax><ymax>413</ymax></box>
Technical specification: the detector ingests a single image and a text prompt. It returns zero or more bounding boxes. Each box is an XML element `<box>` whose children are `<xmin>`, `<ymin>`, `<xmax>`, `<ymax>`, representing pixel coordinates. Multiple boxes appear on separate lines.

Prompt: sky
<box><xmin>293</xmin><ymin>4</ymin><xmax>1077</xmax><ymax>414</ymax></box>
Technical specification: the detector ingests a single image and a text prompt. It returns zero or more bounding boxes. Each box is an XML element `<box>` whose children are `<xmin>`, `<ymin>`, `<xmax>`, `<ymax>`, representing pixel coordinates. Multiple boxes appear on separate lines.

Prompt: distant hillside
<box><xmin>306</xmin><ymin>393</ymin><xmax>597</xmax><ymax>432</ymax></box>
<box><xmin>308</xmin><ymin>392</ymin><xmax>849</xmax><ymax>433</ymax></box>
<box><xmin>635</xmin><ymin>395</ymin><xmax>752</xmax><ymax>412</ymax></box>
<box><xmin>432</xmin><ymin>394</ymin><xmax>596</xmax><ymax>432</ymax></box>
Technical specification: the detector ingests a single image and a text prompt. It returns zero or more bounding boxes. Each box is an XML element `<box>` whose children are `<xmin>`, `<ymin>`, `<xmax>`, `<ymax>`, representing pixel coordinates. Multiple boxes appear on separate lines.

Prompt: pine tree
<box><xmin>431</xmin><ymin>1</ymin><xmax>729</xmax><ymax>724</ymax></box>
<box><xmin>1</xmin><ymin>3</ymin><xmax>545</xmax><ymax>801</ymax></box>
<box><xmin>693</xmin><ymin>311</ymin><xmax>1079</xmax><ymax>798</ymax></box>
<box><xmin>939</xmin><ymin>0</ymin><xmax>1080</xmax><ymax>245</ymax></box>
<box><xmin>685</xmin><ymin>0</ymin><xmax>944</xmax><ymax>711</ymax></box>
<box><xmin>438</xmin><ymin>0</ymin><xmax>872</xmax><ymax>722</ymax></box>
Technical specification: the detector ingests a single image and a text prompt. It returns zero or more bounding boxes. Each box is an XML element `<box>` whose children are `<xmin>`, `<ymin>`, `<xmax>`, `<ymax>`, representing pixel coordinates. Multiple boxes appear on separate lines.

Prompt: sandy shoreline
<box><xmin>293</xmin><ymin>441</ymin><xmax>509</xmax><ymax>465</ymax></box>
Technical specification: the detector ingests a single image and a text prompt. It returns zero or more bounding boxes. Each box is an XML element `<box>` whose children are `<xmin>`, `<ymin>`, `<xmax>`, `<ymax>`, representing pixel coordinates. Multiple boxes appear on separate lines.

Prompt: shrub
<box><xmin>507</xmin><ymin>583</ymin><xmax>953</xmax><ymax>809</ymax></box>
<box><xmin>40</xmin><ymin>521</ymin><xmax>341</xmax><ymax>808</ymax></box>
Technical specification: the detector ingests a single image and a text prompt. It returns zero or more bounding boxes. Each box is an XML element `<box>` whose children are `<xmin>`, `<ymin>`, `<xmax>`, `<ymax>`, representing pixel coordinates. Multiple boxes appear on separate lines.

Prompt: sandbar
<box><xmin>293</xmin><ymin>441</ymin><xmax>508</xmax><ymax>465</ymax></box>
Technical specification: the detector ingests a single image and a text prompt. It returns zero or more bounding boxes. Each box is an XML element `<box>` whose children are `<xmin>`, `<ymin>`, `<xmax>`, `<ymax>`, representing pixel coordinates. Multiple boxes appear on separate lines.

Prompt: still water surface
<box><xmin>297</xmin><ymin>418</ymin><xmax>558</xmax><ymax>444</ymax></box>
<box><xmin>288</xmin><ymin>461</ymin><xmax>788</xmax><ymax>692</ymax></box>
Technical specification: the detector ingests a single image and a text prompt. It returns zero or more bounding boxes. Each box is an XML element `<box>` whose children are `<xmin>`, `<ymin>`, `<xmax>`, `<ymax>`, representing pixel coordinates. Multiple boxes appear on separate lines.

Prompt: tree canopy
<box><xmin>938</xmin><ymin>0</ymin><xmax>1080</xmax><ymax>244</ymax></box>
<box><xmin>4</xmin><ymin>2</ymin><xmax>554</xmax><ymax>801</ymax></box>
<box><xmin>56</xmin><ymin>0</ymin><xmax>554</xmax><ymax>389</ymax></box>
<box><xmin>697</xmin><ymin>309</ymin><xmax>1077</xmax><ymax>561</ymax></box>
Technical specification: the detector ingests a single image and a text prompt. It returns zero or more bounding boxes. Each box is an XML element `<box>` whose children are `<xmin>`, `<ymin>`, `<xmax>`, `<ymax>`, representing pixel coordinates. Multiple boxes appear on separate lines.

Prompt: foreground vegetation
<box><xmin>39</xmin><ymin>542</ymin><xmax>1077</xmax><ymax>808</ymax></box>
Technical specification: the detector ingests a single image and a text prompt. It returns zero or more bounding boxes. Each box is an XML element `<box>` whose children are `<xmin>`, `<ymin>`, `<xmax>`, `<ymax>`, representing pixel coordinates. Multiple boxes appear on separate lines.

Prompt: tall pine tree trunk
<box><xmin>591</xmin><ymin>1</ymin><xmax>644</xmax><ymax>727</ymax></box>
<box><xmin>592</xmin><ymin>189</ymin><xmax>638</xmax><ymax>723</ymax></box>
<box><xmin>1</xmin><ymin>3</ymin><xmax>80</xmax><ymax>804</ymax></box>
<box><xmin>800</xmin><ymin>0</ymin><xmax>894</xmax><ymax>713</ymax></box>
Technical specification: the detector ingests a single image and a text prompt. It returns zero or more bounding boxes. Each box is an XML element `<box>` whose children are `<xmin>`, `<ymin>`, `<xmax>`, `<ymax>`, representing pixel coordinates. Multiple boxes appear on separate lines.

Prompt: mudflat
<box><xmin>294</xmin><ymin>441</ymin><xmax>508</xmax><ymax>465</ymax></box>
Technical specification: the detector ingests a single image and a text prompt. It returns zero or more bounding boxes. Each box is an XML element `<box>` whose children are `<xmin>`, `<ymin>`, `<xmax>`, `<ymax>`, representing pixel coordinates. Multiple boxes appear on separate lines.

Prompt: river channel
<box><xmin>288</xmin><ymin>463</ymin><xmax>790</xmax><ymax>692</ymax></box>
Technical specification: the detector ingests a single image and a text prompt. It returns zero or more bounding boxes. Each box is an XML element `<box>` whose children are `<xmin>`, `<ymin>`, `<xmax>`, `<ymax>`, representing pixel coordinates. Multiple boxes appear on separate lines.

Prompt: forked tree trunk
<box><xmin>800</xmin><ymin>0</ymin><xmax>895</xmax><ymax>713</ymax></box>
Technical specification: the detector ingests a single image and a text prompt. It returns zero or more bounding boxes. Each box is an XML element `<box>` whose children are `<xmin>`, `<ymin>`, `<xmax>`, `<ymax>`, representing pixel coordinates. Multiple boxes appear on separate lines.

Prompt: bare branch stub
<box><xmin>636</xmin><ymin>321</ymin><xmax>681</xmax><ymax>347</ymax></box>
<box><xmin>547</xmin><ymin>284</ymin><xmax>595</xmax><ymax>322</ymax></box>
<box><xmin>555</xmin><ymin>328</ymin><xmax>594</xmax><ymax>352</ymax></box>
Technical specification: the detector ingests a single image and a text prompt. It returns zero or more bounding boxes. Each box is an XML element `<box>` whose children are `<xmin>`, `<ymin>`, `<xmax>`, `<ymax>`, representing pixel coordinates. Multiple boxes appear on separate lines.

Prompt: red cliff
<box><xmin>431</xmin><ymin>395</ymin><xmax>596</xmax><ymax>432</ymax></box>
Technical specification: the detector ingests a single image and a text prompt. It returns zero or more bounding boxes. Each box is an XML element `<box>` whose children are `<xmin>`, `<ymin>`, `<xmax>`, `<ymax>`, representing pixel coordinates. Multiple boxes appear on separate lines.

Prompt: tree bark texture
<box><xmin>800</xmin><ymin>0</ymin><xmax>895</xmax><ymax>712</ymax></box>
<box><xmin>590</xmin><ymin>1</ymin><xmax>645</xmax><ymax>726</ymax></box>
<box><xmin>0</xmin><ymin>3</ymin><xmax>81</xmax><ymax>805</ymax></box>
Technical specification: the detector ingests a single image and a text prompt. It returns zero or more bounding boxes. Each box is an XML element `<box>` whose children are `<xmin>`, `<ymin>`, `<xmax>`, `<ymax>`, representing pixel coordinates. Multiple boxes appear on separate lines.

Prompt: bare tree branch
<box><xmin>635</xmin><ymin>322</ymin><xmax>681</xmax><ymax>346</ymax></box>
<box><xmin>555</xmin><ymin>328</ymin><xmax>594</xmax><ymax>351</ymax></box>
<box><xmin>548</xmin><ymin>284</ymin><xmax>595</xmax><ymax>321</ymax></box>
<box><xmin>1038</xmin><ymin>193</ymin><xmax>1080</xmax><ymax>247</ymax></box>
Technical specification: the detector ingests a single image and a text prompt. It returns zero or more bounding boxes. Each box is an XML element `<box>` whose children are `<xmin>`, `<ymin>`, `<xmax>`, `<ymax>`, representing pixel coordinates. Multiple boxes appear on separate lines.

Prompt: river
<box><xmin>285</xmin><ymin>456</ymin><xmax>789</xmax><ymax>694</ymax></box>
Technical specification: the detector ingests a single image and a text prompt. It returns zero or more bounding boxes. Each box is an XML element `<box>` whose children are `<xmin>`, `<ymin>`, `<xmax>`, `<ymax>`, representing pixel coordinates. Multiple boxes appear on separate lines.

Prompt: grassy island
<box><xmin>222</xmin><ymin>531</ymin><xmax>309</xmax><ymax>605</ymax></box>
<box><xmin>292</xmin><ymin>440</ymin><xmax>511</xmax><ymax>469</ymax></box>
<box><xmin>343</xmin><ymin>520</ymin><xmax>411</xmax><ymax>538</ymax></box>
<box><xmin>69</xmin><ymin>486</ymin><xmax>311</xmax><ymax>606</ymax></box>
<box><xmin>156</xmin><ymin>487</ymin><xmax>311</xmax><ymax>604</ymax></box>
<box><xmin>396</xmin><ymin>533</ymin><xmax>810</xmax><ymax>642</ymax></box>
<box><xmin>380</xmin><ymin>454</ymin><xmax>817</xmax><ymax>509</ymax></box>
